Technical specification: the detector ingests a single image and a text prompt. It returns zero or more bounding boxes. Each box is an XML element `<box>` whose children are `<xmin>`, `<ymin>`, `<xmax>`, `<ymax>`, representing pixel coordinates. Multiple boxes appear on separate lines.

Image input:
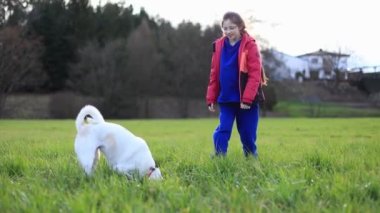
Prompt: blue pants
<box><xmin>213</xmin><ymin>102</ymin><xmax>259</xmax><ymax>156</ymax></box>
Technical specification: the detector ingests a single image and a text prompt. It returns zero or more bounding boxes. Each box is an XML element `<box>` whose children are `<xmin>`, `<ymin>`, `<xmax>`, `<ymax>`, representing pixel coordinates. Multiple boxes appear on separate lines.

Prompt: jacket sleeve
<box><xmin>206</xmin><ymin>42</ymin><xmax>218</xmax><ymax>105</ymax></box>
<box><xmin>241</xmin><ymin>40</ymin><xmax>262</xmax><ymax>104</ymax></box>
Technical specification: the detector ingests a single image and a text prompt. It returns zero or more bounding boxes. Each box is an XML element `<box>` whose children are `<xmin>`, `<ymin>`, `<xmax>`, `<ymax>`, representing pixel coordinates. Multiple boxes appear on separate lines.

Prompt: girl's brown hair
<box><xmin>261</xmin><ymin>67</ymin><xmax>268</xmax><ymax>86</ymax></box>
<box><xmin>222</xmin><ymin>12</ymin><xmax>246</xmax><ymax>34</ymax></box>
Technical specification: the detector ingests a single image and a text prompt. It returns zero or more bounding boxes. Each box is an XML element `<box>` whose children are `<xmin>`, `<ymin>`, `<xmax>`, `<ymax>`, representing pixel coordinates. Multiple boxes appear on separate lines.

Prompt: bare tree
<box><xmin>126</xmin><ymin>18</ymin><xmax>161</xmax><ymax>96</ymax></box>
<box><xmin>0</xmin><ymin>26</ymin><xmax>43</xmax><ymax>117</ymax></box>
<box><xmin>68</xmin><ymin>19</ymin><xmax>161</xmax><ymax>118</ymax></box>
<box><xmin>125</xmin><ymin>18</ymin><xmax>162</xmax><ymax>117</ymax></box>
<box><xmin>67</xmin><ymin>39</ymin><xmax>131</xmax><ymax>117</ymax></box>
<box><xmin>321</xmin><ymin>49</ymin><xmax>350</xmax><ymax>85</ymax></box>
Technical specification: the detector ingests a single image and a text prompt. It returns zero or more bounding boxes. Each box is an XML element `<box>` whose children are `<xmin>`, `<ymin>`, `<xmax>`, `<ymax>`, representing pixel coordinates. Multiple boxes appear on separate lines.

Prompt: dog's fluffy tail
<box><xmin>75</xmin><ymin>105</ymin><xmax>105</xmax><ymax>131</ymax></box>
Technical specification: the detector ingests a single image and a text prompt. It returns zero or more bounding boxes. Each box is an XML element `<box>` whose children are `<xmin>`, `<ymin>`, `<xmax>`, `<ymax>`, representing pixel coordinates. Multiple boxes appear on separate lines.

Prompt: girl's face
<box><xmin>222</xmin><ymin>19</ymin><xmax>241</xmax><ymax>43</ymax></box>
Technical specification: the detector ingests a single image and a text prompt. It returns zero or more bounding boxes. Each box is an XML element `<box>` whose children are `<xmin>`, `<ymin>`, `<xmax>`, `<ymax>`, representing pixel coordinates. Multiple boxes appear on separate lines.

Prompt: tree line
<box><xmin>0</xmin><ymin>0</ymin><xmax>277</xmax><ymax>117</ymax></box>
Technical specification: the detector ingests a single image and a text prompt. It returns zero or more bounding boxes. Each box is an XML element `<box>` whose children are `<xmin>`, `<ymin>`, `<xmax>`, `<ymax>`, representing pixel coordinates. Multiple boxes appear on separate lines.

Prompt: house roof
<box><xmin>297</xmin><ymin>49</ymin><xmax>350</xmax><ymax>57</ymax></box>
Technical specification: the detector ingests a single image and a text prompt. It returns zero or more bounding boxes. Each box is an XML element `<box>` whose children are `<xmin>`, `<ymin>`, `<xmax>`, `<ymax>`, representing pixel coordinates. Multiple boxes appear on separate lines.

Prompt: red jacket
<box><xmin>206</xmin><ymin>33</ymin><xmax>262</xmax><ymax>105</ymax></box>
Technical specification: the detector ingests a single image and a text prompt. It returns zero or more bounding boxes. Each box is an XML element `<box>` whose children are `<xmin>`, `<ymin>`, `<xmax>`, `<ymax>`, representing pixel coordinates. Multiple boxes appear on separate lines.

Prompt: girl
<box><xmin>206</xmin><ymin>11</ymin><xmax>267</xmax><ymax>157</ymax></box>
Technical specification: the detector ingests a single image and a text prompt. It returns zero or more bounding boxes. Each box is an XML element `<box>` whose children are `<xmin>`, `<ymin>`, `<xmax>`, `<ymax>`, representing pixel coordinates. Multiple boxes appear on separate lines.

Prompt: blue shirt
<box><xmin>218</xmin><ymin>38</ymin><xmax>241</xmax><ymax>103</ymax></box>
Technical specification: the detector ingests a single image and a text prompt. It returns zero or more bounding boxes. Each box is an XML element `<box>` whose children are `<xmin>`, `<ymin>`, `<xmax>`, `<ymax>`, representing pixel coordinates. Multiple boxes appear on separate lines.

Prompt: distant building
<box><xmin>297</xmin><ymin>49</ymin><xmax>350</xmax><ymax>80</ymax></box>
<box><xmin>266</xmin><ymin>49</ymin><xmax>350</xmax><ymax>81</ymax></box>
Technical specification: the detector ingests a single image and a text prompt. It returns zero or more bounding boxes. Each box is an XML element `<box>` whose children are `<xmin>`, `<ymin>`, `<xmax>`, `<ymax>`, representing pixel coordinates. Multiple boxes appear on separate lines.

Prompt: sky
<box><xmin>93</xmin><ymin>0</ymin><xmax>379</xmax><ymax>68</ymax></box>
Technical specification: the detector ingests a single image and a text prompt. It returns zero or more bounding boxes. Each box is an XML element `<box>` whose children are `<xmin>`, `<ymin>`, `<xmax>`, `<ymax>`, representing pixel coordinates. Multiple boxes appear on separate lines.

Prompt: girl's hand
<box><xmin>208</xmin><ymin>103</ymin><xmax>216</xmax><ymax>112</ymax></box>
<box><xmin>240</xmin><ymin>103</ymin><xmax>251</xmax><ymax>109</ymax></box>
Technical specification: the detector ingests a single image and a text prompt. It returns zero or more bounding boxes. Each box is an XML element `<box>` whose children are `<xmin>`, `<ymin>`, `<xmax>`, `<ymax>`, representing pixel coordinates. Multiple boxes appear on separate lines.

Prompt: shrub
<box><xmin>49</xmin><ymin>92</ymin><xmax>99</xmax><ymax>118</ymax></box>
<box><xmin>261</xmin><ymin>85</ymin><xmax>277</xmax><ymax>111</ymax></box>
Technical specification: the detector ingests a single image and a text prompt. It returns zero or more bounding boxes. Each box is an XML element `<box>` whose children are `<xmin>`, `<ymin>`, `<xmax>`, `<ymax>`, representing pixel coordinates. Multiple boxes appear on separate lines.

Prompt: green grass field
<box><xmin>0</xmin><ymin>118</ymin><xmax>379</xmax><ymax>212</ymax></box>
<box><xmin>274</xmin><ymin>101</ymin><xmax>380</xmax><ymax>117</ymax></box>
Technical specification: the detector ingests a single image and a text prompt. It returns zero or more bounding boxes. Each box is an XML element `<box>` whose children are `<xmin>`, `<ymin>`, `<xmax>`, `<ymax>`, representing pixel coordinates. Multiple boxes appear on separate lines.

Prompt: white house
<box><xmin>266</xmin><ymin>49</ymin><xmax>350</xmax><ymax>81</ymax></box>
<box><xmin>297</xmin><ymin>49</ymin><xmax>350</xmax><ymax>80</ymax></box>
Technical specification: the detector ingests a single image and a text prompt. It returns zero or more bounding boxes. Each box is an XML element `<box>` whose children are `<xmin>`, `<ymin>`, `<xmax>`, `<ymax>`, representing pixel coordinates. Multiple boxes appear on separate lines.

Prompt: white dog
<box><xmin>74</xmin><ymin>105</ymin><xmax>162</xmax><ymax>180</ymax></box>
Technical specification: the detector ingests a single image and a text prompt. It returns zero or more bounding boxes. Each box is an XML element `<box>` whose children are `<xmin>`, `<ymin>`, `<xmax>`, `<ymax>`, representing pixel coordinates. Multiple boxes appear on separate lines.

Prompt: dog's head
<box><xmin>148</xmin><ymin>167</ymin><xmax>163</xmax><ymax>180</ymax></box>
